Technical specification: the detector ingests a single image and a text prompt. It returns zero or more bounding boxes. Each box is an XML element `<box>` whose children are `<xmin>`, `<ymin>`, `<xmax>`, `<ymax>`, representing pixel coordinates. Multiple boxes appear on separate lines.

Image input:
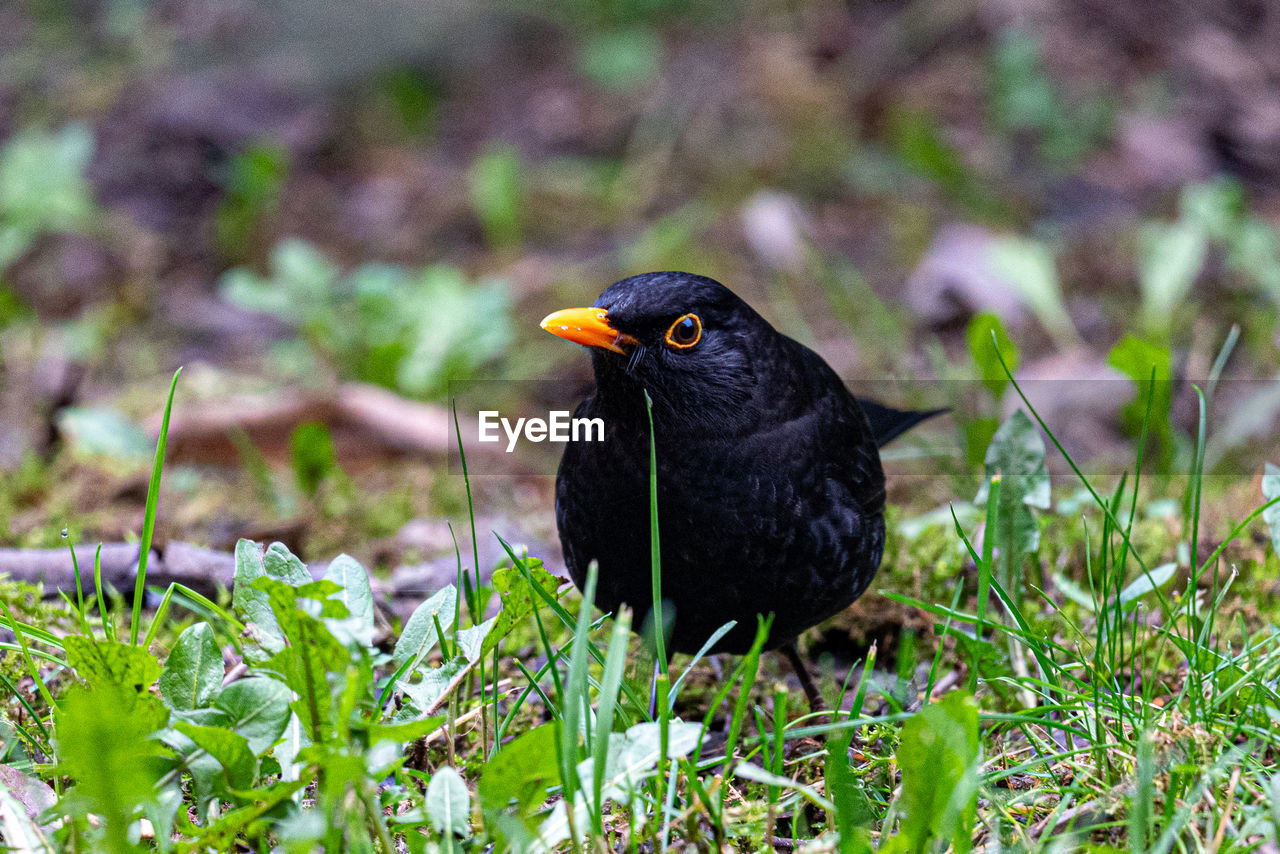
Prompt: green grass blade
<box><xmin>130</xmin><ymin>366</ymin><xmax>181</xmax><ymax>646</ymax></box>
<box><xmin>0</xmin><ymin>602</ymin><xmax>58</xmax><ymax>710</ymax></box>
<box><xmin>561</xmin><ymin>561</ymin><xmax>598</xmax><ymax>820</ymax></box>
<box><xmin>590</xmin><ymin>606</ymin><xmax>632</xmax><ymax>836</ymax></box>
<box><xmin>643</xmin><ymin>389</ymin><xmax>667</xmax><ymax>671</ymax></box>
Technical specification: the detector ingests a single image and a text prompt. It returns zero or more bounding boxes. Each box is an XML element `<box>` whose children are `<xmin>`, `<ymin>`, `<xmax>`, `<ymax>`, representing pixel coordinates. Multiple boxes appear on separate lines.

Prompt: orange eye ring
<box><xmin>664</xmin><ymin>313</ymin><xmax>702</xmax><ymax>349</ymax></box>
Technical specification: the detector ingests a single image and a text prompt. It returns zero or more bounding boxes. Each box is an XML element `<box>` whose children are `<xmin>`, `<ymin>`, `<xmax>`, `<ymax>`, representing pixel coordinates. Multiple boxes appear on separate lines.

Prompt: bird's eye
<box><xmin>664</xmin><ymin>313</ymin><xmax>702</xmax><ymax>349</ymax></box>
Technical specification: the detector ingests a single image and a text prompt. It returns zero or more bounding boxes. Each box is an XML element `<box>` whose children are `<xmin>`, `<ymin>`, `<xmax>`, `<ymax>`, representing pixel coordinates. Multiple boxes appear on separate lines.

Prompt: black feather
<box><xmin>855</xmin><ymin>398</ymin><xmax>948</xmax><ymax>447</ymax></box>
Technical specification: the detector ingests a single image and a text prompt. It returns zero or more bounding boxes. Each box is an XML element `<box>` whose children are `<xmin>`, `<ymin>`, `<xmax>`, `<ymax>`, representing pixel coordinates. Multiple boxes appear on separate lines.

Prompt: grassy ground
<box><xmin>0</xmin><ymin>363</ymin><xmax>1278</xmax><ymax>852</ymax></box>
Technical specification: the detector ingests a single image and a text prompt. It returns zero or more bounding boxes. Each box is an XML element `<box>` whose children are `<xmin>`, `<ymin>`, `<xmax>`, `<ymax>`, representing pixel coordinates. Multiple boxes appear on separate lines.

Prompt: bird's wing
<box><xmin>777</xmin><ymin>336</ymin><xmax>887</xmax><ymax>518</ymax></box>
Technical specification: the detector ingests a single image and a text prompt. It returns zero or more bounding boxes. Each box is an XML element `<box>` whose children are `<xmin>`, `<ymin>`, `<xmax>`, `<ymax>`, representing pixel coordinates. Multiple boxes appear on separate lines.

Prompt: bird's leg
<box><xmin>783</xmin><ymin>642</ymin><xmax>827</xmax><ymax>712</ymax></box>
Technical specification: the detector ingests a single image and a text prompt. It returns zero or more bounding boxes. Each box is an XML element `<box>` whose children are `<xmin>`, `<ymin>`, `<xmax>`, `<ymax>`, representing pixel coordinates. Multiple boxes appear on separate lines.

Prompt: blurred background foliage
<box><xmin>2</xmin><ymin>0</ymin><xmax>1280</xmax><ymax>558</ymax></box>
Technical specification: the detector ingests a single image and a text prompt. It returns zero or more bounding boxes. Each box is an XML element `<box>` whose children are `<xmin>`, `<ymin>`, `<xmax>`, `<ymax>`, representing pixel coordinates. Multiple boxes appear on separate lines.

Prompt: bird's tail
<box><xmin>855</xmin><ymin>398</ymin><xmax>948</xmax><ymax>447</ymax></box>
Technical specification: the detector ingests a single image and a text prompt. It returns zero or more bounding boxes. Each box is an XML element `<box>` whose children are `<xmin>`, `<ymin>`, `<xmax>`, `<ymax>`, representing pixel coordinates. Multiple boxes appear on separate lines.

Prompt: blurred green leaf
<box><xmin>56</xmin><ymin>407</ymin><xmax>153</xmax><ymax>463</ymax></box>
<box><xmin>468</xmin><ymin>144</ymin><xmax>524</xmax><ymax>249</ymax></box>
<box><xmin>290</xmin><ymin>421</ymin><xmax>339</xmax><ymax>497</ymax></box>
<box><xmin>215</xmin><ymin>142</ymin><xmax>289</xmax><ymax>261</ymax></box>
<box><xmin>826</xmin><ymin>728</ymin><xmax>873</xmax><ymax>854</ymax></box>
<box><xmin>988</xmin><ymin>237</ymin><xmax>1081</xmax><ymax>350</ymax></box>
<box><xmin>966</xmin><ymin>312</ymin><xmax>1019</xmax><ymax>399</ymax></box>
<box><xmin>220</xmin><ymin>238</ymin><xmax>340</xmax><ymax>320</ymax></box>
<box><xmin>1180</xmin><ymin>178</ymin><xmax>1245</xmax><ymax>243</ymax></box>
<box><xmin>1227</xmin><ymin>217</ymin><xmax>1280</xmax><ymax>299</ymax></box>
<box><xmin>55</xmin><ymin>683</ymin><xmax>171</xmax><ymax>852</ymax></box>
<box><xmin>1138</xmin><ymin>220</ymin><xmax>1206</xmax><ymax>333</ymax></box>
<box><xmin>888</xmin><ymin>110</ymin><xmax>992</xmax><ymax>216</ymax></box>
<box><xmin>987</xmin><ymin>29</ymin><xmax>1112</xmax><ymax>167</ymax></box>
<box><xmin>886</xmin><ymin>691</ymin><xmax>979</xmax><ymax>854</ymax></box>
<box><xmin>964</xmin><ymin>415</ymin><xmax>1000</xmax><ymax>470</ymax></box>
<box><xmin>478</xmin><ymin>722</ymin><xmax>559</xmax><ymax>844</ymax></box>
<box><xmin>0</xmin><ymin>124</ymin><xmax>97</xmax><ymax>270</ymax></box>
<box><xmin>577</xmin><ymin>27</ymin><xmax>661</xmax><ymax>92</ymax></box>
<box><xmin>396</xmin><ymin>266</ymin><xmax>512</xmax><ymax>397</ymax></box>
<box><xmin>222</xmin><ymin>241</ymin><xmax>511</xmax><ymax>399</ymax></box>
<box><xmin>64</xmin><ymin>636</ymin><xmax>161</xmax><ymax>691</ymax></box>
<box><xmin>975</xmin><ymin>410</ymin><xmax>1050</xmax><ymax>581</ymax></box>
<box><xmin>1118</xmin><ymin>562</ymin><xmax>1178</xmax><ymax>610</ymax></box>
<box><xmin>1107</xmin><ymin>334</ymin><xmax>1174</xmax><ymax>469</ymax></box>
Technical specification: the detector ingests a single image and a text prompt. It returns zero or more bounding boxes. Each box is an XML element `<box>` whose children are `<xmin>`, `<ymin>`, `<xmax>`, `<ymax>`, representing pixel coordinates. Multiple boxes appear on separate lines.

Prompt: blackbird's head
<box><xmin>541</xmin><ymin>272</ymin><xmax>774</xmax><ymax>430</ymax></box>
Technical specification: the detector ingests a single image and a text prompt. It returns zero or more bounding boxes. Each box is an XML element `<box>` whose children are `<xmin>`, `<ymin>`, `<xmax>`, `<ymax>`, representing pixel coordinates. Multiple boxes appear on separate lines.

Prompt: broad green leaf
<box><xmin>426</xmin><ymin>766</ymin><xmax>470</xmax><ymax>839</ymax></box>
<box><xmin>484</xmin><ymin>560</ymin><xmax>563</xmax><ymax>656</ymax></box>
<box><xmin>323</xmin><ymin>553</ymin><xmax>376</xmax><ymax>649</ymax></box>
<box><xmin>260</xmin><ymin>642</ymin><xmax>347</xmax><ymax>737</ymax></box>
<box><xmin>273</xmin><ymin>713</ymin><xmax>309</xmax><ymax>782</ymax></box>
<box><xmin>579</xmin><ymin>720</ymin><xmax>703</xmax><ymax>804</ymax></box>
<box><xmin>891</xmin><ymin>691</ymin><xmax>980</xmax><ymax>854</ymax></box>
<box><xmin>159</xmin><ymin>622</ymin><xmax>223</xmax><ymax>711</ymax></box>
<box><xmin>394</xmin><ymin>585</ymin><xmax>458</xmax><ymax>669</ymax></box>
<box><xmin>253</xmin><ymin>575</ymin><xmax>348</xmax><ymax>641</ymax></box>
<box><xmin>398</xmin><ymin>658</ymin><xmax>470</xmax><ymax>717</ymax></box>
<box><xmin>64</xmin><ymin>635</ymin><xmax>162</xmax><ymax>691</ymax></box>
<box><xmin>0</xmin><ymin>763</ymin><xmax>56</xmax><ymax>834</ymax></box>
<box><xmin>539</xmin><ymin>720</ymin><xmax>706</xmax><ymax>852</ymax></box>
<box><xmin>143</xmin><ymin>784</ymin><xmax>184</xmax><ymax>854</ymax></box>
<box><xmin>232</xmin><ymin>539</ymin><xmax>312</xmax><ymax>658</ymax></box>
<box><xmin>1053</xmin><ymin>574</ymin><xmax>1097</xmax><ymax>612</ymax></box>
<box><xmin>262</xmin><ymin>542</ymin><xmax>312</xmax><ymax>586</ymax></box>
<box><xmin>173</xmin><ymin>722</ymin><xmax>256</xmax><ymax>790</ymax></box>
<box><xmin>456</xmin><ymin>615</ymin><xmax>498</xmax><ymax>662</ymax></box>
<box><xmin>215</xmin><ymin>677</ymin><xmax>292</xmax><ymax>755</ymax></box>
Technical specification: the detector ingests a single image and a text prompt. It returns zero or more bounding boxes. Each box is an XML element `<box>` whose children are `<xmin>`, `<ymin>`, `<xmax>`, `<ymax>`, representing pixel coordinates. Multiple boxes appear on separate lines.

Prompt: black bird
<box><xmin>542</xmin><ymin>272</ymin><xmax>940</xmax><ymax>702</ymax></box>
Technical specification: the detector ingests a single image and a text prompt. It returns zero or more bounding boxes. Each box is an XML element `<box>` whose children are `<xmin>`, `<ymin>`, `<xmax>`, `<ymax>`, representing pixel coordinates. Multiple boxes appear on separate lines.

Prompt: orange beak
<box><xmin>539</xmin><ymin>307</ymin><xmax>637</xmax><ymax>354</ymax></box>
